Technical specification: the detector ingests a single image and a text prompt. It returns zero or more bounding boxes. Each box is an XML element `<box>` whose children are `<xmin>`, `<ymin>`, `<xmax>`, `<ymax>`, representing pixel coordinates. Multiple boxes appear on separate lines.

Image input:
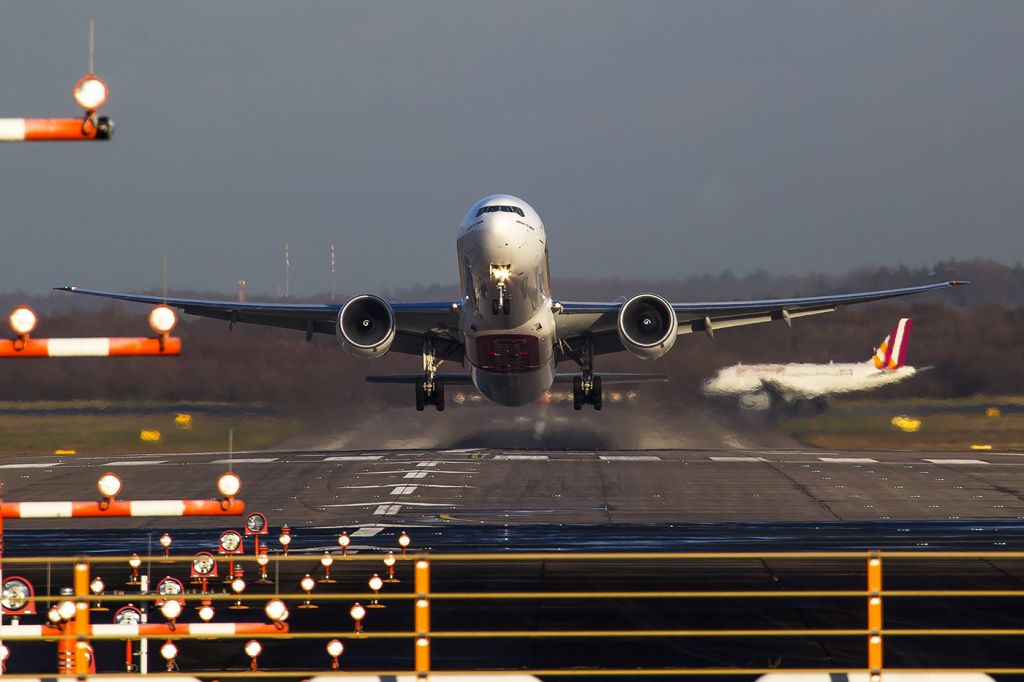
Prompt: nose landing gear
<box><xmin>491</xmin><ymin>283</ymin><xmax>510</xmax><ymax>315</ymax></box>
<box><xmin>567</xmin><ymin>336</ymin><xmax>602</xmax><ymax>411</ymax></box>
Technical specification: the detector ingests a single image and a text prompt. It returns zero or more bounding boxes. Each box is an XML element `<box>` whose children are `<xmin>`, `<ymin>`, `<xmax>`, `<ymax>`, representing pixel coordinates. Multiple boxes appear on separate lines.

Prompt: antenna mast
<box><xmin>330</xmin><ymin>243</ymin><xmax>336</xmax><ymax>302</ymax></box>
<box><xmin>284</xmin><ymin>242</ymin><xmax>290</xmax><ymax>299</ymax></box>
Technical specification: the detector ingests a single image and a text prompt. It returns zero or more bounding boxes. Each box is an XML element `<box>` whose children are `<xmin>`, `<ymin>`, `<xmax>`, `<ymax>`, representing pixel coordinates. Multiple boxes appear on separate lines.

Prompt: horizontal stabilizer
<box><xmin>365</xmin><ymin>373</ymin><xmax>475</xmax><ymax>385</ymax></box>
<box><xmin>554</xmin><ymin>373</ymin><xmax>668</xmax><ymax>385</ymax></box>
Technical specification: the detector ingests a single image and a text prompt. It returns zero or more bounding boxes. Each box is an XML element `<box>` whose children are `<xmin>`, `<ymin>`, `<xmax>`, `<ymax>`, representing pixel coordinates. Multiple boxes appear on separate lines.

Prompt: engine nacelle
<box><xmin>337</xmin><ymin>295</ymin><xmax>396</xmax><ymax>360</ymax></box>
<box><xmin>617</xmin><ymin>293</ymin><xmax>677</xmax><ymax>360</ymax></box>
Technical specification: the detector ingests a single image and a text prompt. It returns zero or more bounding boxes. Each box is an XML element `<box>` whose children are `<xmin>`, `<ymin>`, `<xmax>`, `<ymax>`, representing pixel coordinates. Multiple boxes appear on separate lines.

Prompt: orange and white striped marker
<box><xmin>0</xmin><ymin>622</ymin><xmax>284</xmax><ymax>639</ymax></box>
<box><xmin>0</xmin><ymin>336</ymin><xmax>180</xmax><ymax>357</ymax></box>
<box><xmin>1</xmin><ymin>498</ymin><xmax>243</xmax><ymax>519</ymax></box>
<box><xmin>0</xmin><ymin>117</ymin><xmax>114</xmax><ymax>141</ymax></box>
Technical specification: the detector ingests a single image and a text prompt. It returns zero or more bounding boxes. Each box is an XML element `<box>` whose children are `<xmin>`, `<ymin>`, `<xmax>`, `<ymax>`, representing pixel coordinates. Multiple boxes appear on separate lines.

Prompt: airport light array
<box><xmin>1</xmin><ymin>305</ymin><xmax>182</xmax><ymax>358</ymax></box>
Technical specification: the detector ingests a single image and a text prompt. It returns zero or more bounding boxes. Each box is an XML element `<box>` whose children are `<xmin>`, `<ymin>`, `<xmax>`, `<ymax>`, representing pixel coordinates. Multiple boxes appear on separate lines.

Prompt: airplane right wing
<box><xmin>553</xmin><ymin>280</ymin><xmax>966</xmax><ymax>358</ymax></box>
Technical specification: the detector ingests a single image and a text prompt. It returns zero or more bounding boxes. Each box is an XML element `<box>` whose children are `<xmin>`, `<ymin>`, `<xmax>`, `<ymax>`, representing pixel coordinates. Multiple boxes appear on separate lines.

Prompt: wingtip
<box><xmin>948</xmin><ymin>279</ymin><xmax>970</xmax><ymax>287</ymax></box>
<box><xmin>54</xmin><ymin>286</ymin><xmax>74</xmax><ymax>292</ymax></box>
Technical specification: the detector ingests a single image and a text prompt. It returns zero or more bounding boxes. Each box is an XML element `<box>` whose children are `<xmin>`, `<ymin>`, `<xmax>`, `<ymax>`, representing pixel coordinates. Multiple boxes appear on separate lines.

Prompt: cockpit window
<box><xmin>476</xmin><ymin>205</ymin><xmax>525</xmax><ymax>218</ymax></box>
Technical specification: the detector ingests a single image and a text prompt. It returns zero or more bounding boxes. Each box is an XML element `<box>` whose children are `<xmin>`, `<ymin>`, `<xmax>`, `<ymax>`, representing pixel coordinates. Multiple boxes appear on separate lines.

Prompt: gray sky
<box><xmin>2</xmin><ymin>1</ymin><xmax>1023</xmax><ymax>297</ymax></box>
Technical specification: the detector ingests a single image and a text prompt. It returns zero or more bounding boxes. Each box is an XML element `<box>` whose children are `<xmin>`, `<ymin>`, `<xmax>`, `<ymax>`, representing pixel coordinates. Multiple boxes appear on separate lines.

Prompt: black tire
<box><xmin>492</xmin><ymin>299</ymin><xmax>500</xmax><ymax>315</ymax></box>
<box><xmin>415</xmin><ymin>378</ymin><xmax>426</xmax><ymax>412</ymax></box>
<box><xmin>503</xmin><ymin>298</ymin><xmax>511</xmax><ymax>315</ymax></box>
<box><xmin>572</xmin><ymin>376</ymin><xmax>583</xmax><ymax>411</ymax></box>
<box><xmin>592</xmin><ymin>376</ymin><xmax>603</xmax><ymax>410</ymax></box>
<box><xmin>435</xmin><ymin>381</ymin><xmax>445</xmax><ymax>411</ymax></box>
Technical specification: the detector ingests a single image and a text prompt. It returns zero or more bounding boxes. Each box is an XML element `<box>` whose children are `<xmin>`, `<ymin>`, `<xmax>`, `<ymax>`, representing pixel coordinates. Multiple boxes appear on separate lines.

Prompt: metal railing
<box><xmin>4</xmin><ymin>550</ymin><xmax>1024</xmax><ymax>679</ymax></box>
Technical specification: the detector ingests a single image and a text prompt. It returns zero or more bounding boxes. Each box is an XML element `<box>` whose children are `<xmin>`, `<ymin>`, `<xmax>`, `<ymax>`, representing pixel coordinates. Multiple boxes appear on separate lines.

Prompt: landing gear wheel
<box><xmin>572</xmin><ymin>376</ymin><xmax>583</xmax><ymax>411</ymax></box>
<box><xmin>592</xmin><ymin>376</ymin><xmax>603</xmax><ymax>411</ymax></box>
<box><xmin>502</xmin><ymin>298</ymin><xmax>511</xmax><ymax>315</ymax></box>
<box><xmin>434</xmin><ymin>380</ymin><xmax>445</xmax><ymax>411</ymax></box>
<box><xmin>415</xmin><ymin>378</ymin><xmax>426</xmax><ymax>412</ymax></box>
<box><xmin>492</xmin><ymin>299</ymin><xmax>500</xmax><ymax>315</ymax></box>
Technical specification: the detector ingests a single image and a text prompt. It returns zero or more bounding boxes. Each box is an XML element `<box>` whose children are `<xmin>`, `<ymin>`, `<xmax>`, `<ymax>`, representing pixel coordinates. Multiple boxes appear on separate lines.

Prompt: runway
<box><xmin>3</xmin><ymin>446</ymin><xmax>1024</xmax><ymax>528</ymax></box>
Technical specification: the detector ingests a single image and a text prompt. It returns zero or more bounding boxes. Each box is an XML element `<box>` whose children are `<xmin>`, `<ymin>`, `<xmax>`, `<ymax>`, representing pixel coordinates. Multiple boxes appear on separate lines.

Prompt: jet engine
<box><xmin>337</xmin><ymin>295</ymin><xmax>396</xmax><ymax>360</ymax></box>
<box><xmin>617</xmin><ymin>294</ymin><xmax>677</xmax><ymax>360</ymax></box>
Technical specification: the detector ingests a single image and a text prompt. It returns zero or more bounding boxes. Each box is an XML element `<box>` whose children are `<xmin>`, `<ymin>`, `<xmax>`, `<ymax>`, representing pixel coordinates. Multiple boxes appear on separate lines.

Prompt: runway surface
<box><xmin>3</xmin><ymin>446</ymin><xmax>1024</xmax><ymax>528</ymax></box>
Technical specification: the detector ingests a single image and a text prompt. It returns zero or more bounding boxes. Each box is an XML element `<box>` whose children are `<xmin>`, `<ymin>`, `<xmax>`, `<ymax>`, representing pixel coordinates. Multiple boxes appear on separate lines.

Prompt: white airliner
<box><xmin>60</xmin><ymin>195</ymin><xmax>964</xmax><ymax>411</ymax></box>
<box><xmin>702</xmin><ymin>318</ymin><xmax>919</xmax><ymax>413</ymax></box>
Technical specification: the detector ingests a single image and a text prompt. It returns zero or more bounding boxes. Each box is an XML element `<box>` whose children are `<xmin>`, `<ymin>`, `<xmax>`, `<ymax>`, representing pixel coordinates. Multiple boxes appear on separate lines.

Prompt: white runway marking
<box><xmin>404</xmin><ymin>471</ymin><xmax>428</xmax><ymax>479</ymax></box>
<box><xmin>375</xmin><ymin>504</ymin><xmax>402</xmax><ymax>515</ymax></box>
<box><xmin>390</xmin><ymin>486</ymin><xmax>418</xmax><ymax>495</ymax></box>
<box><xmin>495</xmin><ymin>455</ymin><xmax>549</xmax><ymax>460</ymax></box>
<box><xmin>819</xmin><ymin>457</ymin><xmax>878</xmax><ymax>463</ymax></box>
<box><xmin>338</xmin><ymin>484</ymin><xmax>469</xmax><ymax>490</ymax></box>
<box><xmin>925</xmin><ymin>459</ymin><xmax>989</xmax><ymax>465</ymax></box>
<box><xmin>600</xmin><ymin>455</ymin><xmax>662</xmax><ymax>462</ymax></box>
<box><xmin>324</xmin><ymin>501</ymin><xmax>453</xmax><ymax>508</ymax></box>
<box><xmin>350</xmin><ymin>526</ymin><xmax>385</xmax><ymax>537</ymax></box>
<box><xmin>0</xmin><ymin>462</ymin><xmax>62</xmax><ymax>469</ymax></box>
<box><xmin>417</xmin><ymin>461</ymin><xmax>439</xmax><ymax>467</ymax></box>
<box><xmin>363</xmin><ymin>470</ymin><xmax>471</xmax><ymax>475</ymax></box>
<box><xmin>100</xmin><ymin>460</ymin><xmax>168</xmax><ymax>466</ymax></box>
<box><xmin>209</xmin><ymin>458</ymin><xmax>278</xmax><ymax>464</ymax></box>
<box><xmin>709</xmin><ymin>456</ymin><xmax>760</xmax><ymax>462</ymax></box>
<box><xmin>323</xmin><ymin>455</ymin><xmax>384</xmax><ymax>461</ymax></box>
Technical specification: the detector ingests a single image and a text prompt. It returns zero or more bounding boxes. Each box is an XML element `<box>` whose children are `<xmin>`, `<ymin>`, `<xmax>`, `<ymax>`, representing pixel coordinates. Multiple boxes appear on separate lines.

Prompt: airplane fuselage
<box><xmin>456</xmin><ymin>195</ymin><xmax>556</xmax><ymax>406</ymax></box>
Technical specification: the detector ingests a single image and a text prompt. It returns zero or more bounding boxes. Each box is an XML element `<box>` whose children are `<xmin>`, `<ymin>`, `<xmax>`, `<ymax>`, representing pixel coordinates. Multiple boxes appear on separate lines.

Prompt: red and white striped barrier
<box><xmin>0</xmin><ymin>337</ymin><xmax>181</xmax><ymax>357</ymax></box>
<box><xmin>0</xmin><ymin>117</ymin><xmax>114</xmax><ymax>141</ymax></box>
<box><xmin>1</xmin><ymin>499</ymin><xmax>243</xmax><ymax>519</ymax></box>
<box><xmin>0</xmin><ymin>622</ymin><xmax>284</xmax><ymax>639</ymax></box>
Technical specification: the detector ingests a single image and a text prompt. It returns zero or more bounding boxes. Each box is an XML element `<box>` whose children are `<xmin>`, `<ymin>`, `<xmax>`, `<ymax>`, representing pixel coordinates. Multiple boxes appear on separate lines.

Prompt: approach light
<box><xmin>264</xmin><ymin>598</ymin><xmax>288</xmax><ymax>623</ymax></box>
<box><xmin>230</xmin><ymin>576</ymin><xmax>247</xmax><ymax>609</ymax></box>
<box><xmin>8</xmin><ymin>306</ymin><xmax>37</xmax><ymax>336</ymax></box>
<box><xmin>383</xmin><ymin>551</ymin><xmax>398</xmax><ymax>583</ymax></box>
<box><xmin>89</xmin><ymin>577</ymin><xmax>107</xmax><ymax>612</ymax></box>
<box><xmin>320</xmin><ymin>551</ymin><xmax>335</xmax><ymax>582</ymax></box>
<box><xmin>326</xmin><ymin>638</ymin><xmax>344</xmax><ymax>669</ymax></box>
<box><xmin>73</xmin><ymin>74</ymin><xmax>109</xmax><ymax>112</ymax></box>
<box><xmin>0</xmin><ymin>643</ymin><xmax>8</xmax><ymax>663</ymax></box>
<box><xmin>349</xmin><ymin>602</ymin><xmax>366</xmax><ymax>634</ymax></box>
<box><xmin>148</xmin><ymin>305</ymin><xmax>177</xmax><ymax>335</ymax></box>
<box><xmin>160</xmin><ymin>599</ymin><xmax>182</xmax><ymax>621</ymax></box>
<box><xmin>97</xmin><ymin>472</ymin><xmax>122</xmax><ymax>499</ymax></box>
<box><xmin>48</xmin><ymin>605</ymin><xmax>61</xmax><ymax>623</ymax></box>
<box><xmin>198</xmin><ymin>601</ymin><xmax>215</xmax><ymax>622</ymax></box>
<box><xmin>57</xmin><ymin>599</ymin><xmax>77</xmax><ymax>621</ymax></box>
<box><xmin>244</xmin><ymin>639</ymin><xmax>262</xmax><ymax>671</ymax></box>
<box><xmin>367</xmin><ymin>573</ymin><xmax>385</xmax><ymax>608</ymax></box>
<box><xmin>337</xmin><ymin>531</ymin><xmax>350</xmax><ymax>556</ymax></box>
<box><xmin>397</xmin><ymin>531</ymin><xmax>411</xmax><ymax>555</ymax></box>
<box><xmin>159</xmin><ymin>533</ymin><xmax>172</xmax><ymax>548</ymax></box>
<box><xmin>218</xmin><ymin>471</ymin><xmax>241</xmax><ymax>497</ymax></box>
<box><xmin>159</xmin><ymin>639</ymin><xmax>178</xmax><ymax>671</ymax></box>
<box><xmin>298</xmin><ymin>574</ymin><xmax>317</xmax><ymax>609</ymax></box>
<box><xmin>279</xmin><ymin>524</ymin><xmax>292</xmax><ymax>555</ymax></box>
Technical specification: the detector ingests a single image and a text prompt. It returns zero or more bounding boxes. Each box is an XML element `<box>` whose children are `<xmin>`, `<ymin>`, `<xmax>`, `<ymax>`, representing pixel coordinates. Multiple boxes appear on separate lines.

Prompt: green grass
<box><xmin>0</xmin><ymin>405</ymin><xmax>302</xmax><ymax>456</ymax></box>
<box><xmin>782</xmin><ymin>397</ymin><xmax>1024</xmax><ymax>451</ymax></box>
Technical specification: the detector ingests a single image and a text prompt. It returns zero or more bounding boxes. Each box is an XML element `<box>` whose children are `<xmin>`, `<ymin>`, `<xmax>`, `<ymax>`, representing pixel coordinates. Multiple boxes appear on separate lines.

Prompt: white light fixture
<box><xmin>367</xmin><ymin>573</ymin><xmax>385</xmax><ymax>608</ymax></box>
<box><xmin>198</xmin><ymin>602</ymin><xmax>215</xmax><ymax>622</ymax></box>
<box><xmin>326</xmin><ymin>638</ymin><xmax>344</xmax><ymax>669</ymax></box>
<box><xmin>398</xmin><ymin>531</ymin><xmax>411</xmax><ymax>555</ymax></box>
<box><xmin>159</xmin><ymin>639</ymin><xmax>178</xmax><ymax>671</ymax></box>
<box><xmin>320</xmin><ymin>551</ymin><xmax>335</xmax><ymax>582</ymax></box>
<box><xmin>159</xmin><ymin>533</ymin><xmax>172</xmax><ymax>548</ymax></box>
<box><xmin>244</xmin><ymin>639</ymin><xmax>262</xmax><ymax>671</ymax></box>
<box><xmin>97</xmin><ymin>472</ymin><xmax>122</xmax><ymax>499</ymax></box>
<box><xmin>73</xmin><ymin>74</ymin><xmax>109</xmax><ymax>111</ymax></box>
<box><xmin>0</xmin><ymin>643</ymin><xmax>9</xmax><ymax>663</ymax></box>
<box><xmin>299</xmin><ymin>574</ymin><xmax>317</xmax><ymax>609</ymax></box>
<box><xmin>349</xmin><ymin>602</ymin><xmax>366</xmax><ymax>634</ymax></box>
<box><xmin>217</xmin><ymin>471</ymin><xmax>242</xmax><ymax>497</ymax></box>
<box><xmin>8</xmin><ymin>306</ymin><xmax>37</xmax><ymax>336</ymax></box>
<box><xmin>383</xmin><ymin>551</ymin><xmax>398</xmax><ymax>583</ymax></box>
<box><xmin>160</xmin><ymin>599</ymin><xmax>182</xmax><ymax>621</ymax></box>
<box><xmin>264</xmin><ymin>598</ymin><xmax>288</xmax><ymax>627</ymax></box>
<box><xmin>148</xmin><ymin>305</ymin><xmax>177</xmax><ymax>334</ymax></box>
<box><xmin>57</xmin><ymin>599</ymin><xmax>76</xmax><ymax>621</ymax></box>
<box><xmin>337</xmin><ymin>531</ymin><xmax>351</xmax><ymax>556</ymax></box>
<box><xmin>48</xmin><ymin>605</ymin><xmax>61</xmax><ymax>623</ymax></box>
<box><xmin>89</xmin><ymin>577</ymin><xmax>104</xmax><ymax>595</ymax></box>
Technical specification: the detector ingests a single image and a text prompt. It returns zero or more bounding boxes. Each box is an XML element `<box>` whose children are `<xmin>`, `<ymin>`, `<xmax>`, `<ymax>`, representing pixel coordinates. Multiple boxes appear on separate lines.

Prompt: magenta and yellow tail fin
<box><xmin>872</xmin><ymin>318</ymin><xmax>911</xmax><ymax>369</ymax></box>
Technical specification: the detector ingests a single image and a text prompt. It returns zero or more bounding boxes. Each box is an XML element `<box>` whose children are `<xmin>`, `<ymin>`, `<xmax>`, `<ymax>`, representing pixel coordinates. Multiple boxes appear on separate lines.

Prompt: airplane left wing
<box><xmin>56</xmin><ymin>287</ymin><xmax>463</xmax><ymax>359</ymax></box>
<box><xmin>554</xmin><ymin>280</ymin><xmax>966</xmax><ymax>357</ymax></box>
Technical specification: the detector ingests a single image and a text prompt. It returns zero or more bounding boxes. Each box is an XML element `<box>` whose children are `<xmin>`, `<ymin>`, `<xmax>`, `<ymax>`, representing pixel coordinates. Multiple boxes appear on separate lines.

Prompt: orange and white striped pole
<box><xmin>1</xmin><ymin>499</ymin><xmax>244</xmax><ymax>519</ymax></box>
<box><xmin>0</xmin><ymin>336</ymin><xmax>181</xmax><ymax>358</ymax></box>
<box><xmin>0</xmin><ymin>117</ymin><xmax>114</xmax><ymax>141</ymax></box>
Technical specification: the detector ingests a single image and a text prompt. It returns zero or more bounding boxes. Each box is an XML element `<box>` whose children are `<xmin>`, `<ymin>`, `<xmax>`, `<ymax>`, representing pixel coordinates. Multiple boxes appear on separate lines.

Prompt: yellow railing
<box><xmin>4</xmin><ymin>550</ymin><xmax>1024</xmax><ymax>679</ymax></box>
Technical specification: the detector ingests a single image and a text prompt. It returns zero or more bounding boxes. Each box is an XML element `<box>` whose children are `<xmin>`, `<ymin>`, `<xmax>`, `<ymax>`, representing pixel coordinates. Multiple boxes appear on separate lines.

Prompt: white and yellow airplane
<box><xmin>702</xmin><ymin>318</ymin><xmax>919</xmax><ymax>413</ymax></box>
<box><xmin>61</xmin><ymin>195</ymin><xmax>963</xmax><ymax>411</ymax></box>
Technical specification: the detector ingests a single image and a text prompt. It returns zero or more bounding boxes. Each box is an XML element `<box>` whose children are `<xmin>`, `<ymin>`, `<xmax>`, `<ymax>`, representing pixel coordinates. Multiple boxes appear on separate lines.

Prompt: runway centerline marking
<box><xmin>323</xmin><ymin>455</ymin><xmax>384</xmax><ymax>461</ymax></box>
<box><xmin>600</xmin><ymin>455</ymin><xmax>662</xmax><ymax>462</ymax></box>
<box><xmin>208</xmin><ymin>458</ymin><xmax>278</xmax><ymax>464</ymax></box>
<box><xmin>819</xmin><ymin>457</ymin><xmax>878</xmax><ymax>463</ymax></box>
<box><xmin>390</xmin><ymin>486</ymin><xmax>418</xmax><ymax>495</ymax></box>
<box><xmin>0</xmin><ymin>462</ymin><xmax>62</xmax><ymax>469</ymax></box>
<box><xmin>338</xmin><ymin>484</ymin><xmax>470</xmax><ymax>490</ymax></box>
<box><xmin>100</xmin><ymin>460</ymin><xmax>168</xmax><ymax>467</ymax></box>
<box><xmin>495</xmin><ymin>455</ymin><xmax>549</xmax><ymax>460</ymax></box>
<box><xmin>363</xmin><ymin>470</ymin><xmax>472</xmax><ymax>475</ymax></box>
<box><xmin>709</xmin><ymin>456</ymin><xmax>760</xmax><ymax>462</ymax></box>
<box><xmin>925</xmin><ymin>459</ymin><xmax>989</xmax><ymax>465</ymax></box>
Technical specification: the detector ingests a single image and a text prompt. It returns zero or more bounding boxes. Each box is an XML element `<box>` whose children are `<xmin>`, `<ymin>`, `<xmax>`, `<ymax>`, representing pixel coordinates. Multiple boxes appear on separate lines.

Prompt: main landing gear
<box><xmin>568</xmin><ymin>336</ymin><xmax>603</xmax><ymax>411</ymax></box>
<box><xmin>415</xmin><ymin>338</ymin><xmax>445</xmax><ymax>412</ymax></box>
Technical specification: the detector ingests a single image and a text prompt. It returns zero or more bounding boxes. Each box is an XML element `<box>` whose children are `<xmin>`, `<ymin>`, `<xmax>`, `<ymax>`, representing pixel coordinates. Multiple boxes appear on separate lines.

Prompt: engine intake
<box><xmin>617</xmin><ymin>293</ymin><xmax>677</xmax><ymax>360</ymax></box>
<box><xmin>337</xmin><ymin>295</ymin><xmax>396</xmax><ymax>360</ymax></box>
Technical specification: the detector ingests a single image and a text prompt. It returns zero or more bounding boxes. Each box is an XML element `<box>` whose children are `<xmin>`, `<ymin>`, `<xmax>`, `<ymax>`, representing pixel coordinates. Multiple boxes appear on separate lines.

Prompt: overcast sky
<box><xmin>2</xmin><ymin>1</ymin><xmax>1022</xmax><ymax>297</ymax></box>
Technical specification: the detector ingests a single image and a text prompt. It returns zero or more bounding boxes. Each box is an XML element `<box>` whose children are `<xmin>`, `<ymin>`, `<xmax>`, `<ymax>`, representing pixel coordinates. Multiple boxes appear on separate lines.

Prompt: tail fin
<box><xmin>872</xmin><ymin>318</ymin><xmax>911</xmax><ymax>369</ymax></box>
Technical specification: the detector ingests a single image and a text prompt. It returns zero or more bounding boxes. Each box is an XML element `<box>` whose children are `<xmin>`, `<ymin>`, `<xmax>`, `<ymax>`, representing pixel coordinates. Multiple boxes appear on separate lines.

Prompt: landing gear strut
<box><xmin>568</xmin><ymin>336</ymin><xmax>602</xmax><ymax>411</ymax></box>
<box><xmin>415</xmin><ymin>337</ymin><xmax>445</xmax><ymax>412</ymax></box>
<box><xmin>491</xmin><ymin>283</ymin><xmax>510</xmax><ymax>315</ymax></box>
